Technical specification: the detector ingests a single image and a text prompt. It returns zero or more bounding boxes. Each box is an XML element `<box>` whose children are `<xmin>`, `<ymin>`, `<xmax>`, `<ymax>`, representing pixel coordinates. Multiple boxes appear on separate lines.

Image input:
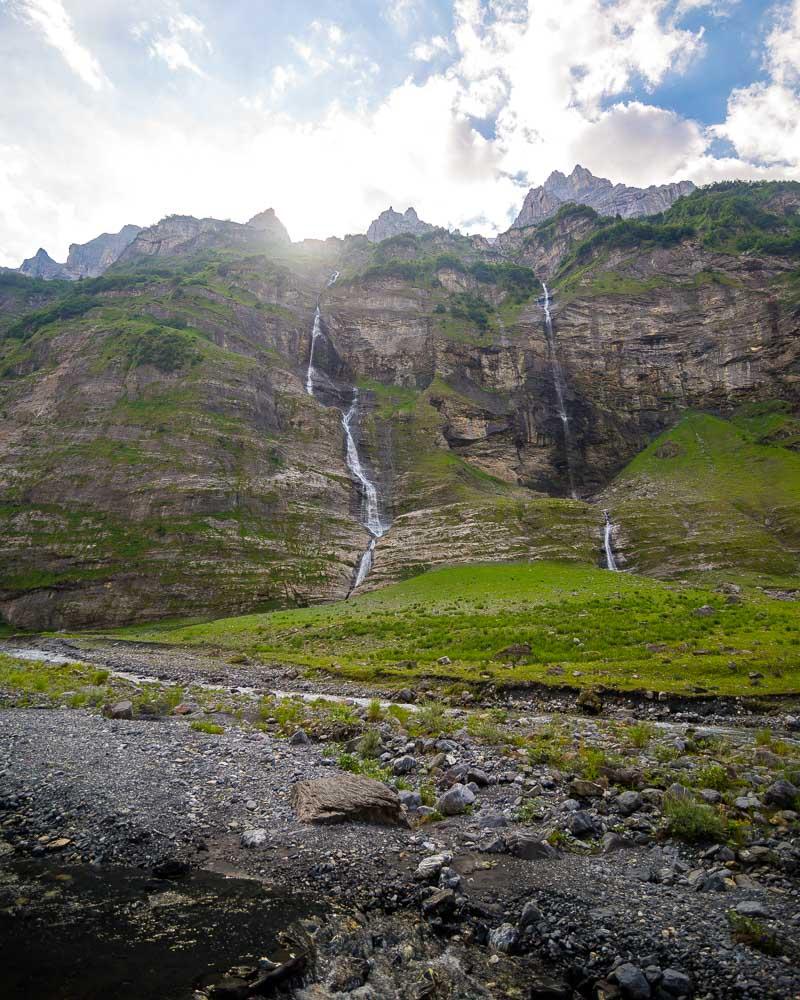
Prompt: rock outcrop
<box><xmin>18</xmin><ymin>248</ymin><xmax>68</xmax><ymax>280</ymax></box>
<box><xmin>63</xmin><ymin>225</ymin><xmax>142</xmax><ymax>278</ymax></box>
<box><xmin>511</xmin><ymin>165</ymin><xmax>695</xmax><ymax>228</ymax></box>
<box><xmin>366</xmin><ymin>207</ymin><xmax>435</xmax><ymax>243</ymax></box>
<box><xmin>290</xmin><ymin>774</ymin><xmax>407</xmax><ymax>826</ymax></box>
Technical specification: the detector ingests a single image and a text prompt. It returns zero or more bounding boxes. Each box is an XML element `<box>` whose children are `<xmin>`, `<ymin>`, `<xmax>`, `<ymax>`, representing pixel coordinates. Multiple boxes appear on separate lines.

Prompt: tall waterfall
<box><xmin>603</xmin><ymin>511</ymin><xmax>619</xmax><ymax>572</ymax></box>
<box><xmin>304</xmin><ymin>271</ymin><xmax>387</xmax><ymax>591</ymax></box>
<box><xmin>542</xmin><ymin>282</ymin><xmax>577</xmax><ymax>499</ymax></box>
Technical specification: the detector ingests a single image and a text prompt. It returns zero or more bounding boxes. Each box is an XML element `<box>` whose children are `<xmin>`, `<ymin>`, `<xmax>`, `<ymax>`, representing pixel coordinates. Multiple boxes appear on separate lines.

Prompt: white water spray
<box><xmin>603</xmin><ymin>510</ymin><xmax>618</xmax><ymax>572</ymax></box>
<box><xmin>304</xmin><ymin>271</ymin><xmax>388</xmax><ymax>591</ymax></box>
<box><xmin>542</xmin><ymin>282</ymin><xmax>577</xmax><ymax>498</ymax></box>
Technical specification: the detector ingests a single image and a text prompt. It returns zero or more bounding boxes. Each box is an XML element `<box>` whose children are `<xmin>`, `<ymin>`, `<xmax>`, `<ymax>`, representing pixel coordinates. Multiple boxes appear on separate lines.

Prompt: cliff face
<box><xmin>511</xmin><ymin>165</ymin><xmax>695</xmax><ymax>228</ymax></box>
<box><xmin>366</xmin><ymin>207</ymin><xmax>435</xmax><ymax>244</ymax></box>
<box><xmin>2</xmin><ymin>181</ymin><xmax>799</xmax><ymax>627</ymax></box>
<box><xmin>64</xmin><ymin>225</ymin><xmax>142</xmax><ymax>278</ymax></box>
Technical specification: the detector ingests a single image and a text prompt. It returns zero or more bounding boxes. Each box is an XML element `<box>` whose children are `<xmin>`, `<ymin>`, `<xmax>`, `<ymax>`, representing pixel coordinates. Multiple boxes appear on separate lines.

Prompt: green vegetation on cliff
<box><xmin>604</xmin><ymin>410</ymin><xmax>800</xmax><ymax>580</ymax></box>
<box><xmin>105</xmin><ymin>560</ymin><xmax>800</xmax><ymax>696</ymax></box>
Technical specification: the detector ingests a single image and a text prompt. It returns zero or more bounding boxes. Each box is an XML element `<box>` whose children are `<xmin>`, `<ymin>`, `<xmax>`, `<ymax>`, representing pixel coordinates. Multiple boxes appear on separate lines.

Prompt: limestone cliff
<box><xmin>511</xmin><ymin>165</ymin><xmax>695</xmax><ymax>229</ymax></box>
<box><xmin>366</xmin><ymin>207</ymin><xmax>435</xmax><ymax>244</ymax></box>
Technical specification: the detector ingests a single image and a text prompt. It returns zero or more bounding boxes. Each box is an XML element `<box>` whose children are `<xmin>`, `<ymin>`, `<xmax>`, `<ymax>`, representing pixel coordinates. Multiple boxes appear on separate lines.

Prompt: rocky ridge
<box><xmin>366</xmin><ymin>206</ymin><xmax>436</xmax><ymax>243</ymax></box>
<box><xmin>511</xmin><ymin>165</ymin><xmax>695</xmax><ymax>229</ymax></box>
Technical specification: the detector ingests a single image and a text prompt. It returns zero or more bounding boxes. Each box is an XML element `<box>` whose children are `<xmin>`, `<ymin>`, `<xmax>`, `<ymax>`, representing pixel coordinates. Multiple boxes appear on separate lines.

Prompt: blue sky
<box><xmin>1</xmin><ymin>0</ymin><xmax>798</xmax><ymax>266</ymax></box>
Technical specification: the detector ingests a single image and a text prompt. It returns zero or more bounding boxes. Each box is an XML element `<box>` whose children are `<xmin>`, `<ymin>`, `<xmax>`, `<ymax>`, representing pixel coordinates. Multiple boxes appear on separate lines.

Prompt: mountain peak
<box><xmin>366</xmin><ymin>205</ymin><xmax>435</xmax><ymax>243</ymax></box>
<box><xmin>246</xmin><ymin>208</ymin><xmax>290</xmax><ymax>242</ymax></box>
<box><xmin>511</xmin><ymin>165</ymin><xmax>695</xmax><ymax>229</ymax></box>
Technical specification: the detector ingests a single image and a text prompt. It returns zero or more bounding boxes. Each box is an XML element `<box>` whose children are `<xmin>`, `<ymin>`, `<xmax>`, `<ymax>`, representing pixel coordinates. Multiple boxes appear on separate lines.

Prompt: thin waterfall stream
<box><xmin>304</xmin><ymin>272</ymin><xmax>388</xmax><ymax>592</ymax></box>
<box><xmin>603</xmin><ymin>510</ymin><xmax>619</xmax><ymax>571</ymax></box>
<box><xmin>541</xmin><ymin>282</ymin><xmax>578</xmax><ymax>499</ymax></box>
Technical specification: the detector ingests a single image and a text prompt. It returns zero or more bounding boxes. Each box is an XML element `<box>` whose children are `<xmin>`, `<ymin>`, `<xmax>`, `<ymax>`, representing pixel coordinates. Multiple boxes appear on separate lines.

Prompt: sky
<box><xmin>1</xmin><ymin>0</ymin><xmax>799</xmax><ymax>266</ymax></box>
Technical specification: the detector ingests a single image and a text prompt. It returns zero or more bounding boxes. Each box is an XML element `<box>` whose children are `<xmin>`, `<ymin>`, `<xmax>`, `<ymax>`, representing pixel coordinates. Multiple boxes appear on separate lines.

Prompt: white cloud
<box><xmin>711</xmin><ymin>0</ymin><xmax>800</xmax><ymax>167</ymax></box>
<box><xmin>8</xmin><ymin>0</ymin><xmax>108</xmax><ymax>90</ymax></box>
<box><xmin>135</xmin><ymin>9</ymin><xmax>212</xmax><ymax>76</ymax></box>
<box><xmin>411</xmin><ymin>35</ymin><xmax>452</xmax><ymax>61</ymax></box>
<box><xmin>385</xmin><ymin>0</ymin><xmax>423</xmax><ymax>33</ymax></box>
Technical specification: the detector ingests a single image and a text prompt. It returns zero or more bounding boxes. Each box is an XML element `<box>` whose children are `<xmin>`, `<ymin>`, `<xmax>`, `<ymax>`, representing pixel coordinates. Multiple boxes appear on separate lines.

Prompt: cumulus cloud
<box><xmin>411</xmin><ymin>35</ymin><xmax>452</xmax><ymax>61</ymax></box>
<box><xmin>712</xmin><ymin>0</ymin><xmax>800</xmax><ymax>167</ymax></box>
<box><xmin>8</xmin><ymin>0</ymin><xmax>108</xmax><ymax>90</ymax></box>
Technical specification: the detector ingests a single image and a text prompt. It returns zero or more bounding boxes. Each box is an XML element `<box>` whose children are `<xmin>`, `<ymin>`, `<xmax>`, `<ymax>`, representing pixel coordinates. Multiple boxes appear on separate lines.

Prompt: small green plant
<box><xmin>417</xmin><ymin>808</ymin><xmax>444</xmax><ymax>825</ymax></box>
<box><xmin>386</xmin><ymin>704</ymin><xmax>412</xmax><ymax>728</ymax></box>
<box><xmin>626</xmin><ymin>722</ymin><xmax>655</xmax><ymax>748</ymax></box>
<box><xmin>413</xmin><ymin>701</ymin><xmax>454</xmax><ymax>737</ymax></box>
<box><xmin>274</xmin><ymin>698</ymin><xmax>307</xmax><ymax>733</ymax></box>
<box><xmin>359</xmin><ymin>728</ymin><xmax>382</xmax><ymax>759</ymax></box>
<box><xmin>190</xmin><ymin>720</ymin><xmax>224</xmax><ymax>735</ymax></box>
<box><xmin>337</xmin><ymin>752</ymin><xmax>390</xmax><ymax>782</ymax></box>
<box><xmin>727</xmin><ymin>911</ymin><xmax>783</xmax><ymax>955</ymax></box>
<box><xmin>653</xmin><ymin>743</ymin><xmax>680</xmax><ymax>763</ymax></box>
<box><xmin>546</xmin><ymin>829</ymin><xmax>570</xmax><ymax>848</ymax></box>
<box><xmin>663</xmin><ymin>792</ymin><xmax>729</xmax><ymax>843</ymax></box>
<box><xmin>515</xmin><ymin>798</ymin><xmax>546</xmax><ymax>824</ymax></box>
<box><xmin>366</xmin><ymin>698</ymin><xmax>384</xmax><ymax>722</ymax></box>
<box><xmin>693</xmin><ymin>763</ymin><xmax>735</xmax><ymax>792</ymax></box>
<box><xmin>419</xmin><ymin>782</ymin><xmax>437</xmax><ymax>807</ymax></box>
<box><xmin>576</xmin><ymin>746</ymin><xmax>606</xmax><ymax>779</ymax></box>
<box><xmin>466</xmin><ymin>714</ymin><xmax>509</xmax><ymax>745</ymax></box>
<box><xmin>90</xmin><ymin>669</ymin><xmax>110</xmax><ymax>686</ymax></box>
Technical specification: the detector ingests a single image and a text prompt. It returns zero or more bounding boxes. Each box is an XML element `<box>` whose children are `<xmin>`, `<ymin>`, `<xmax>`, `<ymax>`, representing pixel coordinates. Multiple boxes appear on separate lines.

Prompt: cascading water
<box><xmin>342</xmin><ymin>391</ymin><xmax>388</xmax><ymax>589</ymax></box>
<box><xmin>304</xmin><ymin>271</ymin><xmax>388</xmax><ymax>591</ymax></box>
<box><xmin>603</xmin><ymin>510</ymin><xmax>619</xmax><ymax>572</ymax></box>
<box><xmin>541</xmin><ymin>282</ymin><xmax>577</xmax><ymax>499</ymax></box>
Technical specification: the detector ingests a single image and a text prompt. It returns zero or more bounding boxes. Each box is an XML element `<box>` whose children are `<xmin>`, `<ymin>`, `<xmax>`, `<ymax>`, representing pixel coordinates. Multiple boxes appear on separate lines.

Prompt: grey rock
<box><xmin>290</xmin><ymin>774</ymin><xmax>407</xmax><ymax>826</ymax></box>
<box><xmin>392</xmin><ymin>755</ymin><xmax>416</xmax><ymax>775</ymax></box>
<box><xmin>569</xmin><ymin>810</ymin><xmax>600</xmax><ymax>837</ymax></box>
<box><xmin>519</xmin><ymin>900</ymin><xmax>543</xmax><ymax>927</ymax></box>
<box><xmin>661</xmin><ymin>968</ymin><xmax>692</xmax><ymax>996</ymax></box>
<box><xmin>506</xmin><ymin>832</ymin><xmax>559</xmax><ymax>860</ymax></box>
<box><xmin>108</xmin><ymin>701</ymin><xmax>133</xmax><ymax>720</ymax></box>
<box><xmin>735</xmin><ymin>899</ymin><xmax>768</xmax><ymax>917</ymax></box>
<box><xmin>569</xmin><ymin>779</ymin><xmax>604</xmax><ymax>799</ymax></box>
<box><xmin>289</xmin><ymin>729</ymin><xmax>310</xmax><ymax>746</ymax></box>
<box><xmin>764</xmin><ymin>779</ymin><xmax>799</xmax><ymax>808</ymax></box>
<box><xmin>489</xmin><ymin>922</ymin><xmax>519</xmax><ymax>954</ymax></box>
<box><xmin>415</xmin><ymin>852</ymin><xmax>452</xmax><ymax>881</ymax></box>
<box><xmin>617</xmin><ymin>790</ymin><xmax>642</xmax><ymax>815</ymax></box>
<box><xmin>399</xmin><ymin>790</ymin><xmax>421</xmax><ymax>810</ymax></box>
<box><xmin>240</xmin><ymin>828</ymin><xmax>268</xmax><ymax>848</ymax></box>
<box><xmin>366</xmin><ymin>206</ymin><xmax>435</xmax><ymax>243</ymax></box>
<box><xmin>421</xmin><ymin>887</ymin><xmax>456</xmax><ymax>918</ymax></box>
<box><xmin>436</xmin><ymin>782</ymin><xmax>475</xmax><ymax>816</ymax></box>
<box><xmin>613</xmin><ymin>962</ymin><xmax>651</xmax><ymax>999</ymax></box>
<box><xmin>601</xmin><ymin>832</ymin><xmax>630</xmax><ymax>853</ymax></box>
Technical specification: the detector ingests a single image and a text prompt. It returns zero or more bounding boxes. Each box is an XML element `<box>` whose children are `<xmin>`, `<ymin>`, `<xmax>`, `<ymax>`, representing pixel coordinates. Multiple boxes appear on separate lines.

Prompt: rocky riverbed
<box><xmin>1</xmin><ymin>641</ymin><xmax>799</xmax><ymax>999</ymax></box>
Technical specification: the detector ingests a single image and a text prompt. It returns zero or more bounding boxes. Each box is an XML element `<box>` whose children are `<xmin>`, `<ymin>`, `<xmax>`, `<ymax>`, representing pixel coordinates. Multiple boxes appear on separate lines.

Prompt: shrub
<box><xmin>727</xmin><ymin>912</ymin><xmax>783</xmax><ymax>955</ymax></box>
<box><xmin>366</xmin><ymin>698</ymin><xmax>383</xmax><ymax>722</ymax></box>
<box><xmin>663</xmin><ymin>792</ymin><xmax>729</xmax><ymax>843</ymax></box>
<box><xmin>626</xmin><ymin>722</ymin><xmax>655</xmax><ymax>748</ymax></box>
<box><xmin>693</xmin><ymin>763</ymin><xmax>735</xmax><ymax>792</ymax></box>
<box><xmin>359</xmin><ymin>728</ymin><xmax>382</xmax><ymax>759</ymax></box>
<box><xmin>190</xmin><ymin>720</ymin><xmax>224</xmax><ymax>735</ymax></box>
<box><xmin>413</xmin><ymin>701</ymin><xmax>454</xmax><ymax>736</ymax></box>
<box><xmin>274</xmin><ymin>698</ymin><xmax>307</xmax><ymax>733</ymax></box>
<box><xmin>576</xmin><ymin>747</ymin><xmax>606</xmax><ymax>779</ymax></box>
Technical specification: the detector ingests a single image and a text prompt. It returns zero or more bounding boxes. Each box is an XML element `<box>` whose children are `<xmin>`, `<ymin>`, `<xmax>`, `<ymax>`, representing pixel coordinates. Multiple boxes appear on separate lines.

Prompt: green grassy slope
<box><xmin>603</xmin><ymin>410</ymin><xmax>800</xmax><ymax>581</ymax></box>
<box><xmin>105</xmin><ymin>560</ymin><xmax>800</xmax><ymax>696</ymax></box>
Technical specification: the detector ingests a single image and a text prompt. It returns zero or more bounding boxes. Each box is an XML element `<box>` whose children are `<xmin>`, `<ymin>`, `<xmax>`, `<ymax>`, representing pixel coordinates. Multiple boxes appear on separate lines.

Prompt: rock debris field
<box><xmin>0</xmin><ymin>639</ymin><xmax>799</xmax><ymax>999</ymax></box>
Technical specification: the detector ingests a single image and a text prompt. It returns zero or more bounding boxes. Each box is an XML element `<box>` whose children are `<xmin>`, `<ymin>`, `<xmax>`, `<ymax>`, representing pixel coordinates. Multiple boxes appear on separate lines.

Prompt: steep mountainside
<box><xmin>1</xmin><ymin>180</ymin><xmax>799</xmax><ymax>628</ymax></box>
<box><xmin>511</xmin><ymin>165</ymin><xmax>695</xmax><ymax>228</ymax></box>
<box><xmin>17</xmin><ymin>225</ymin><xmax>141</xmax><ymax>281</ymax></box>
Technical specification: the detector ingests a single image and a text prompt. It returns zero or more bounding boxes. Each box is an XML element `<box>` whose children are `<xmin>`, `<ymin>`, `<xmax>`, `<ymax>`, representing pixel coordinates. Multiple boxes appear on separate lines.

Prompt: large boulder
<box><xmin>290</xmin><ymin>774</ymin><xmax>407</xmax><ymax>826</ymax></box>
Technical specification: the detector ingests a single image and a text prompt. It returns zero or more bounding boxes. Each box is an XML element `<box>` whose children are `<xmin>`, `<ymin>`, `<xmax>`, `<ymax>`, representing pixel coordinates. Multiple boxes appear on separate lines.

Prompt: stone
<box><xmin>505</xmin><ymin>832</ymin><xmax>559</xmax><ymax>860</ymax></box>
<box><xmin>616</xmin><ymin>790</ymin><xmax>643</xmax><ymax>815</ymax></box>
<box><xmin>436</xmin><ymin>783</ymin><xmax>475</xmax><ymax>816</ymax></box>
<box><xmin>519</xmin><ymin>900</ymin><xmax>543</xmax><ymax>927</ymax></box>
<box><xmin>172</xmin><ymin>703</ymin><xmax>195</xmax><ymax>715</ymax></box>
<box><xmin>290</xmin><ymin>774</ymin><xmax>407</xmax><ymax>826</ymax></box>
<box><xmin>601</xmin><ymin>832</ymin><xmax>629</xmax><ymax>853</ymax></box>
<box><xmin>241</xmin><ymin>829</ymin><xmax>268</xmax><ymax>848</ymax></box>
<box><xmin>107</xmin><ymin>700</ymin><xmax>133</xmax><ymax>720</ymax></box>
<box><xmin>289</xmin><ymin>729</ymin><xmax>310</xmax><ymax>746</ymax></box>
<box><xmin>529</xmin><ymin>976</ymin><xmax>573</xmax><ymax>999</ymax></box>
<box><xmin>660</xmin><ymin>969</ymin><xmax>692</xmax><ymax>997</ymax></box>
<box><xmin>392</xmin><ymin>755</ymin><xmax>416</xmax><ymax>775</ymax></box>
<box><xmin>393</xmin><ymin>689</ymin><xmax>416</xmax><ymax>704</ymax></box>
<box><xmin>415</xmin><ymin>853</ymin><xmax>452</xmax><ymax>881</ymax></box>
<box><xmin>569</xmin><ymin>779</ymin><xmax>604</xmax><ymax>799</ymax></box>
<box><xmin>693</xmin><ymin>605</ymin><xmax>716</xmax><ymax>617</ymax></box>
<box><xmin>764</xmin><ymin>779</ymin><xmax>799</xmax><ymax>809</ymax></box>
<box><xmin>437</xmin><ymin>656</ymin><xmax>452</xmax><ymax>665</ymax></box>
<box><xmin>613</xmin><ymin>962</ymin><xmax>651</xmax><ymax>999</ymax></box>
<box><xmin>735</xmin><ymin>900</ymin><xmax>768</xmax><ymax>917</ymax></box>
<box><xmin>569</xmin><ymin>810</ymin><xmax>600</xmax><ymax>837</ymax></box>
<box><xmin>421</xmin><ymin>887</ymin><xmax>456</xmax><ymax>918</ymax></box>
<box><xmin>489</xmin><ymin>923</ymin><xmax>519</xmax><ymax>953</ymax></box>
<box><xmin>399</xmin><ymin>790</ymin><xmax>422</xmax><ymax>810</ymax></box>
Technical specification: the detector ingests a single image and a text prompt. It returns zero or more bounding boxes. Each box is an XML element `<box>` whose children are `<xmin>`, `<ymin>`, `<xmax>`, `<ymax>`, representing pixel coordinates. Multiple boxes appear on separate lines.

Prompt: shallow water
<box><xmin>0</xmin><ymin>858</ymin><xmax>319</xmax><ymax>1000</ymax></box>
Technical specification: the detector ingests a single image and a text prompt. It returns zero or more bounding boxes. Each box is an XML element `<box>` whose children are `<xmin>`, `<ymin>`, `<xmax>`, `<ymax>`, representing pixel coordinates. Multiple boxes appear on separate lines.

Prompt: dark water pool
<box><xmin>0</xmin><ymin>860</ymin><xmax>320</xmax><ymax>999</ymax></box>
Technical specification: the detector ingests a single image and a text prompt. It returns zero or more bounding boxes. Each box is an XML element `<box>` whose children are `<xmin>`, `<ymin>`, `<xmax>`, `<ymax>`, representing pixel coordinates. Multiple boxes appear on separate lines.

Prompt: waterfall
<box><xmin>603</xmin><ymin>510</ymin><xmax>619</xmax><ymax>572</ymax></box>
<box><xmin>541</xmin><ymin>282</ymin><xmax>577</xmax><ymax>499</ymax></box>
<box><xmin>304</xmin><ymin>271</ymin><xmax>388</xmax><ymax>592</ymax></box>
<box><xmin>304</xmin><ymin>306</ymin><xmax>323</xmax><ymax>396</ymax></box>
<box><xmin>304</xmin><ymin>272</ymin><xmax>340</xmax><ymax>396</ymax></box>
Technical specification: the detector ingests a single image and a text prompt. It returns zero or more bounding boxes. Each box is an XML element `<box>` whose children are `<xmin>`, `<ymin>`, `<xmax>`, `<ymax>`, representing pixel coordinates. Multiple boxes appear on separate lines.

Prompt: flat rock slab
<box><xmin>290</xmin><ymin>774</ymin><xmax>408</xmax><ymax>827</ymax></box>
